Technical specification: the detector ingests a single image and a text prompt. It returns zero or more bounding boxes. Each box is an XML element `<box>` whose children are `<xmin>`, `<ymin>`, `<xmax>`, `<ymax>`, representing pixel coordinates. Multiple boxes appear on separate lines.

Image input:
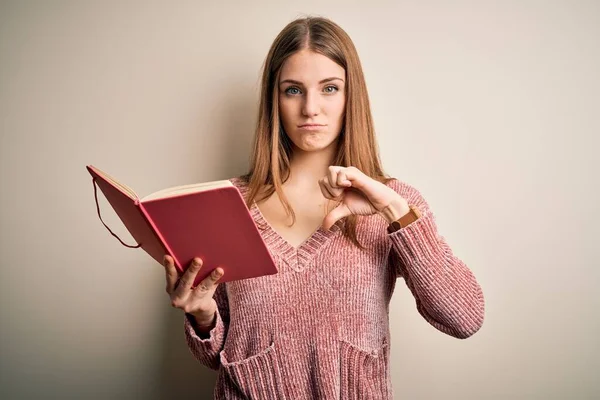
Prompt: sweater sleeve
<box><xmin>183</xmin><ymin>282</ymin><xmax>229</xmax><ymax>370</ymax></box>
<box><xmin>386</xmin><ymin>179</ymin><xmax>484</xmax><ymax>339</ymax></box>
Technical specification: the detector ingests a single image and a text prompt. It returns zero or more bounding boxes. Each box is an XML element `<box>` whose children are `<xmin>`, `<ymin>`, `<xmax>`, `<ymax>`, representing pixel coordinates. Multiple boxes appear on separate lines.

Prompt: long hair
<box><xmin>242</xmin><ymin>16</ymin><xmax>392</xmax><ymax>248</ymax></box>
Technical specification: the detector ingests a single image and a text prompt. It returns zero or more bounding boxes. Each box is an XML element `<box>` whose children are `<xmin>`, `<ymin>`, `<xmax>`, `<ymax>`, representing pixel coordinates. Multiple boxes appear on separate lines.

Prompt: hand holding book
<box><xmin>163</xmin><ymin>254</ymin><xmax>222</xmax><ymax>332</ymax></box>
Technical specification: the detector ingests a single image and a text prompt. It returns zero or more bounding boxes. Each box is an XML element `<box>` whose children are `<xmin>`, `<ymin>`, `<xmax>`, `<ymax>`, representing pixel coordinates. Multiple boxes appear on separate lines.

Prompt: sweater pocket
<box><xmin>219</xmin><ymin>342</ymin><xmax>286</xmax><ymax>400</ymax></box>
<box><xmin>339</xmin><ymin>340</ymin><xmax>392</xmax><ymax>400</ymax></box>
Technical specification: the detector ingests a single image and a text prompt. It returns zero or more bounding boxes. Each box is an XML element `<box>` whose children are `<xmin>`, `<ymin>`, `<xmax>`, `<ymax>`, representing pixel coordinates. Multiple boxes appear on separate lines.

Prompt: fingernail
<box><xmin>193</xmin><ymin>258</ymin><xmax>202</xmax><ymax>266</ymax></box>
<box><xmin>213</xmin><ymin>269</ymin><xmax>222</xmax><ymax>278</ymax></box>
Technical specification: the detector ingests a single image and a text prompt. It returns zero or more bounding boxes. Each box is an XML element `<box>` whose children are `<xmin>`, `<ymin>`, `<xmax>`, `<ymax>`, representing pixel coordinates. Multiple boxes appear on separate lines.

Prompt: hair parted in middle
<box><xmin>242</xmin><ymin>16</ymin><xmax>392</xmax><ymax>248</ymax></box>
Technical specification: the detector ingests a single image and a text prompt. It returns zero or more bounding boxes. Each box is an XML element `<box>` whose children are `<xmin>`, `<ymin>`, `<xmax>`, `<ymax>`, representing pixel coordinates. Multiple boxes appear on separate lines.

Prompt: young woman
<box><xmin>163</xmin><ymin>16</ymin><xmax>484</xmax><ymax>399</ymax></box>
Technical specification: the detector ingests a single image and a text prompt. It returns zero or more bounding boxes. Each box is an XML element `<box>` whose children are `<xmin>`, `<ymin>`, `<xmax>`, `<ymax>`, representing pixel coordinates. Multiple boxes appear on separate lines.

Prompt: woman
<box><xmin>163</xmin><ymin>16</ymin><xmax>484</xmax><ymax>399</ymax></box>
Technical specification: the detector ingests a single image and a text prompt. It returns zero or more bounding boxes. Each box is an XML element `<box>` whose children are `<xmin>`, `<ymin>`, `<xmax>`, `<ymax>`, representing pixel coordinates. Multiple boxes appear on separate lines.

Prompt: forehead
<box><xmin>279</xmin><ymin>49</ymin><xmax>345</xmax><ymax>82</ymax></box>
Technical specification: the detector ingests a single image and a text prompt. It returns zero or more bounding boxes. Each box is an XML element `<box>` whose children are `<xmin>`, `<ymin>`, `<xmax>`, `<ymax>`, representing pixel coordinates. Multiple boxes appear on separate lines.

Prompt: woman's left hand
<box><xmin>319</xmin><ymin>166</ymin><xmax>410</xmax><ymax>230</ymax></box>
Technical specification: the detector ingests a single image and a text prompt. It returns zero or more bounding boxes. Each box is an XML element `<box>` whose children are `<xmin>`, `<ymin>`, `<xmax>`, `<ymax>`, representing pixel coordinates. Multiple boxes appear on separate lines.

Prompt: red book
<box><xmin>86</xmin><ymin>165</ymin><xmax>277</xmax><ymax>286</ymax></box>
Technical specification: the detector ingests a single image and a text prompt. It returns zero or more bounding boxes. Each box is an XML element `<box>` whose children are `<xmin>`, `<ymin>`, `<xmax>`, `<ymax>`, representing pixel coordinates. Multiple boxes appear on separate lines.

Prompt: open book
<box><xmin>87</xmin><ymin>165</ymin><xmax>277</xmax><ymax>286</ymax></box>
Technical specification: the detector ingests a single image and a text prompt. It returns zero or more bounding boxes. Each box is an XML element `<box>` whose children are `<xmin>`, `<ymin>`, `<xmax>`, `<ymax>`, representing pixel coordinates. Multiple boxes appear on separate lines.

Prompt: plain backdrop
<box><xmin>1</xmin><ymin>1</ymin><xmax>598</xmax><ymax>399</ymax></box>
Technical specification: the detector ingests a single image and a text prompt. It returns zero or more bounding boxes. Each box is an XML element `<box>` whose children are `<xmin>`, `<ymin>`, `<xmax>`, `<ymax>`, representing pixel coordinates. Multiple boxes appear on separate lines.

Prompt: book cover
<box><xmin>87</xmin><ymin>165</ymin><xmax>278</xmax><ymax>286</ymax></box>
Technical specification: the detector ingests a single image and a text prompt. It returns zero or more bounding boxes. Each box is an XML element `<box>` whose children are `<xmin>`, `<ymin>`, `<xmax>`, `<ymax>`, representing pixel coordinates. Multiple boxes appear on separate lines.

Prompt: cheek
<box><xmin>327</xmin><ymin>94</ymin><xmax>345</xmax><ymax>115</ymax></box>
<box><xmin>328</xmin><ymin>99</ymin><xmax>346</xmax><ymax>126</ymax></box>
<box><xmin>278</xmin><ymin>100</ymin><xmax>295</xmax><ymax>127</ymax></box>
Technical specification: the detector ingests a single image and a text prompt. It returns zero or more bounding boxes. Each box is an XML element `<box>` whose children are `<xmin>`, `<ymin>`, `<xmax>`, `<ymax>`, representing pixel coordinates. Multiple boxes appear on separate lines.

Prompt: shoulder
<box><xmin>228</xmin><ymin>175</ymin><xmax>251</xmax><ymax>196</ymax></box>
<box><xmin>229</xmin><ymin>175</ymin><xmax>249</xmax><ymax>187</ymax></box>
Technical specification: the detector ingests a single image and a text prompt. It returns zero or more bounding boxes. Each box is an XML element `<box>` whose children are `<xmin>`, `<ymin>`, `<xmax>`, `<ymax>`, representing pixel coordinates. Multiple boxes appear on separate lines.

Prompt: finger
<box><xmin>323</xmin><ymin>203</ymin><xmax>351</xmax><ymax>230</ymax></box>
<box><xmin>325</xmin><ymin>168</ymin><xmax>344</xmax><ymax>198</ymax></box>
<box><xmin>336</xmin><ymin>169</ymin><xmax>352</xmax><ymax>187</ymax></box>
<box><xmin>163</xmin><ymin>255</ymin><xmax>178</xmax><ymax>295</ymax></box>
<box><xmin>327</xmin><ymin>166</ymin><xmax>342</xmax><ymax>188</ymax></box>
<box><xmin>321</xmin><ymin>177</ymin><xmax>343</xmax><ymax>200</ymax></box>
<box><xmin>190</xmin><ymin>267</ymin><xmax>225</xmax><ymax>300</ymax></box>
<box><xmin>342</xmin><ymin>166</ymin><xmax>368</xmax><ymax>190</ymax></box>
<box><xmin>173</xmin><ymin>257</ymin><xmax>203</xmax><ymax>298</ymax></box>
<box><xmin>328</xmin><ymin>166</ymin><xmax>350</xmax><ymax>193</ymax></box>
<box><xmin>319</xmin><ymin>177</ymin><xmax>336</xmax><ymax>200</ymax></box>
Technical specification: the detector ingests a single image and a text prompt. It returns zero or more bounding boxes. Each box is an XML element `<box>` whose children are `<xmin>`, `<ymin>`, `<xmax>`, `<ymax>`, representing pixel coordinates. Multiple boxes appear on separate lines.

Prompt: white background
<box><xmin>1</xmin><ymin>1</ymin><xmax>598</xmax><ymax>398</ymax></box>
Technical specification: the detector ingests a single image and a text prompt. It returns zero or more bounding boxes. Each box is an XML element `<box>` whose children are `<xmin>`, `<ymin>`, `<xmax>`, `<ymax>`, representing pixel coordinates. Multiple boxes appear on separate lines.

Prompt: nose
<box><xmin>301</xmin><ymin>90</ymin><xmax>321</xmax><ymax>117</ymax></box>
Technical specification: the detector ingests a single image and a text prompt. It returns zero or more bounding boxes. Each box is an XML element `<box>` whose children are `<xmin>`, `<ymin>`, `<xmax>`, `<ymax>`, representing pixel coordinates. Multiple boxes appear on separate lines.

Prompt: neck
<box><xmin>286</xmin><ymin>142</ymin><xmax>338</xmax><ymax>190</ymax></box>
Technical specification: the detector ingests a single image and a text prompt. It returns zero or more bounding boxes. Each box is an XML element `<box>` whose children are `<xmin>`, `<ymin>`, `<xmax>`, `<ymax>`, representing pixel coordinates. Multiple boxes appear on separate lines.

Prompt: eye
<box><xmin>284</xmin><ymin>86</ymin><xmax>301</xmax><ymax>95</ymax></box>
<box><xmin>324</xmin><ymin>85</ymin><xmax>339</xmax><ymax>93</ymax></box>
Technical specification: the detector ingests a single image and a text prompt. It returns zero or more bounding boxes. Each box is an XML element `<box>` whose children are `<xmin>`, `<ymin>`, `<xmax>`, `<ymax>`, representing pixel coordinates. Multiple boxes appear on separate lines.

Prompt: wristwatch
<box><xmin>387</xmin><ymin>204</ymin><xmax>421</xmax><ymax>233</ymax></box>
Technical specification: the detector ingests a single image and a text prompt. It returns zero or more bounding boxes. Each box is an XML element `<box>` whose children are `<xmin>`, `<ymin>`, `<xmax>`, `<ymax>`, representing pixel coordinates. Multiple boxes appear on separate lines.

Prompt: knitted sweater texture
<box><xmin>183</xmin><ymin>177</ymin><xmax>485</xmax><ymax>399</ymax></box>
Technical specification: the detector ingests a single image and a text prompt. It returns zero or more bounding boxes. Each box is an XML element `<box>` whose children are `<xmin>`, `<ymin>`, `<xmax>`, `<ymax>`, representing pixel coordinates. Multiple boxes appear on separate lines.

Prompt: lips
<box><xmin>298</xmin><ymin>124</ymin><xmax>326</xmax><ymax>127</ymax></box>
<box><xmin>298</xmin><ymin>124</ymin><xmax>327</xmax><ymax>131</ymax></box>
<box><xmin>298</xmin><ymin>124</ymin><xmax>326</xmax><ymax>131</ymax></box>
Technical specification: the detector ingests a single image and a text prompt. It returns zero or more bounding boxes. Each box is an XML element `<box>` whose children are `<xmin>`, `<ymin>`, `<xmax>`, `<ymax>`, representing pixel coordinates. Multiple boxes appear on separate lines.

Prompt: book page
<box><xmin>141</xmin><ymin>180</ymin><xmax>233</xmax><ymax>201</ymax></box>
<box><xmin>90</xmin><ymin>166</ymin><xmax>138</xmax><ymax>200</ymax></box>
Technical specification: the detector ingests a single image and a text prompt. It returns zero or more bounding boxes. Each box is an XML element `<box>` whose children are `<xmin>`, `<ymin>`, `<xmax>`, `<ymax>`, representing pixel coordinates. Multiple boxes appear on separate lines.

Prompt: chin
<box><xmin>287</xmin><ymin>127</ymin><xmax>341</xmax><ymax>152</ymax></box>
<box><xmin>298</xmin><ymin>144</ymin><xmax>328</xmax><ymax>152</ymax></box>
<box><xmin>293</xmin><ymin>136</ymin><xmax>339</xmax><ymax>153</ymax></box>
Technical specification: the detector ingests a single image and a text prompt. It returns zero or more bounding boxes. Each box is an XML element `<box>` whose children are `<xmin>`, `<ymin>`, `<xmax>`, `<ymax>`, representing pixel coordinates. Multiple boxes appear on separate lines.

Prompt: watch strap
<box><xmin>387</xmin><ymin>204</ymin><xmax>421</xmax><ymax>233</ymax></box>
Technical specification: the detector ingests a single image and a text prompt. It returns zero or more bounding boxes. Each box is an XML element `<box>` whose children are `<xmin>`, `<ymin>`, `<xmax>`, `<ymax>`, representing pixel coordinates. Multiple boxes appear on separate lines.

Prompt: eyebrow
<box><xmin>279</xmin><ymin>77</ymin><xmax>344</xmax><ymax>85</ymax></box>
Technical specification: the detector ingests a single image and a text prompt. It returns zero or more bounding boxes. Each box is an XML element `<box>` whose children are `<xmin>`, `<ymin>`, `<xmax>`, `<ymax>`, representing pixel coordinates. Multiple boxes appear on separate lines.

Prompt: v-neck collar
<box><xmin>231</xmin><ymin>177</ymin><xmax>344</xmax><ymax>272</ymax></box>
<box><xmin>250</xmin><ymin>200</ymin><xmax>344</xmax><ymax>273</ymax></box>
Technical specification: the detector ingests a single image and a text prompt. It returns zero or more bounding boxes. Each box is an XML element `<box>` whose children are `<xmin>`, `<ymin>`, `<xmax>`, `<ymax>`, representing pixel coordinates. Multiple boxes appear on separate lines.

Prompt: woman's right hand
<box><xmin>163</xmin><ymin>255</ymin><xmax>224</xmax><ymax>329</ymax></box>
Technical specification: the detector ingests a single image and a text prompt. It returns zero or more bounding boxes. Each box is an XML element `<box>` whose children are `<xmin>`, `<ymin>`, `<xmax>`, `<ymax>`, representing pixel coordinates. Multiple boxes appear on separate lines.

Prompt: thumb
<box><xmin>323</xmin><ymin>203</ymin><xmax>351</xmax><ymax>230</ymax></box>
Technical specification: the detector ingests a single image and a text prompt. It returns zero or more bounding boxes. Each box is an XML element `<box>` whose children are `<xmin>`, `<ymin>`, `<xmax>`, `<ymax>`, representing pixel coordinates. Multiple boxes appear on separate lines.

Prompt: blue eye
<box><xmin>285</xmin><ymin>87</ymin><xmax>301</xmax><ymax>95</ymax></box>
<box><xmin>283</xmin><ymin>85</ymin><xmax>339</xmax><ymax>95</ymax></box>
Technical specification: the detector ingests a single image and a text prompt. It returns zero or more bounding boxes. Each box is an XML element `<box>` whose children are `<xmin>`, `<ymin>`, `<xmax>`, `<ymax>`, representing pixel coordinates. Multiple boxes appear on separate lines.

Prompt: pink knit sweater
<box><xmin>183</xmin><ymin>177</ymin><xmax>484</xmax><ymax>399</ymax></box>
